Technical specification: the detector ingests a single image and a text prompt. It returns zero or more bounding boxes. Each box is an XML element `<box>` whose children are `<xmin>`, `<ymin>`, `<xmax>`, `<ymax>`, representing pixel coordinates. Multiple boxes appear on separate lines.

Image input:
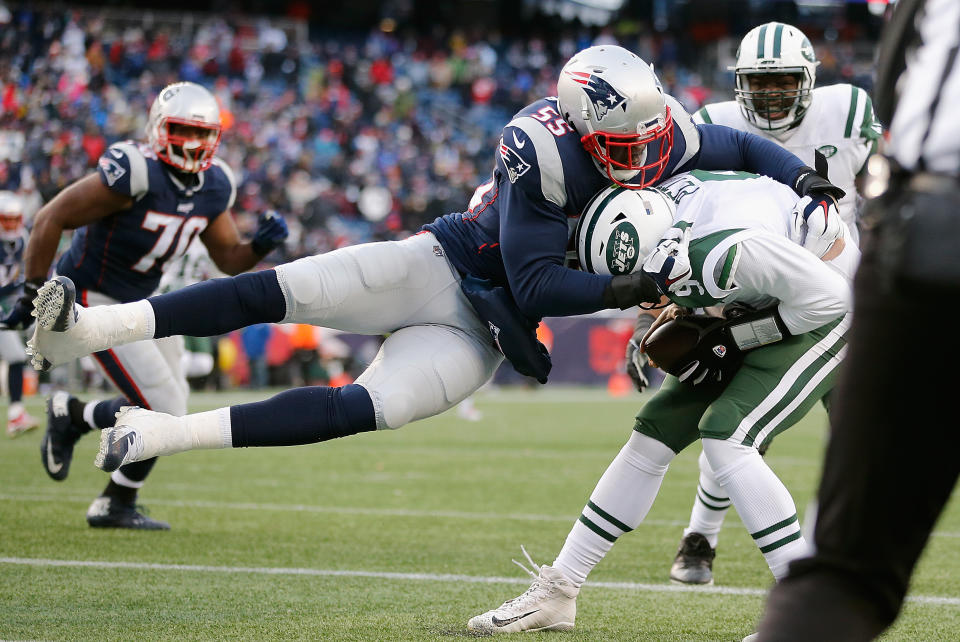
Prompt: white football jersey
<box><xmin>654</xmin><ymin>170</ymin><xmax>858</xmax><ymax>335</ymax></box>
<box><xmin>693</xmin><ymin>84</ymin><xmax>881</xmax><ymax>245</ymax></box>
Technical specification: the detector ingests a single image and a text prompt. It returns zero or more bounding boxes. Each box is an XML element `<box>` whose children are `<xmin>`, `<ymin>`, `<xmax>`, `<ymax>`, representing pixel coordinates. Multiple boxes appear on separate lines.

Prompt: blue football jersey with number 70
<box><xmin>57</xmin><ymin>141</ymin><xmax>236</xmax><ymax>302</ymax></box>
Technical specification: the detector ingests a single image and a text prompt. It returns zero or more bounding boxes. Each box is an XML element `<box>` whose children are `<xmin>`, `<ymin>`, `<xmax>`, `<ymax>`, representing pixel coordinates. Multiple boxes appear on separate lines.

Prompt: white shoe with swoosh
<box><xmin>467</xmin><ymin>547</ymin><xmax>578</xmax><ymax>634</ymax></box>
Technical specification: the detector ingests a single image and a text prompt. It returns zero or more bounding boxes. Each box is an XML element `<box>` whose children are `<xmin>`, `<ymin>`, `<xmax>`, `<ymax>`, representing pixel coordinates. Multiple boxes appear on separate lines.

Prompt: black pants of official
<box><xmin>755</xmin><ymin>182</ymin><xmax>960</xmax><ymax>641</ymax></box>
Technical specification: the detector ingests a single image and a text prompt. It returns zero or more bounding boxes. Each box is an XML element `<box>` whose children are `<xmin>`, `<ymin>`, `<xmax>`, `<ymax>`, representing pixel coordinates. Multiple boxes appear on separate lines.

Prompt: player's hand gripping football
<box><xmin>251</xmin><ymin>210</ymin><xmax>289</xmax><ymax>256</ymax></box>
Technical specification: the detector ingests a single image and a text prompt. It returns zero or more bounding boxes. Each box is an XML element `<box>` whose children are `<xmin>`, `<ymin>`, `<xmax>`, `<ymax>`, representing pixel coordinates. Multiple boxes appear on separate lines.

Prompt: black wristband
<box><xmin>602</xmin><ymin>273</ymin><xmax>662</xmax><ymax>310</ymax></box>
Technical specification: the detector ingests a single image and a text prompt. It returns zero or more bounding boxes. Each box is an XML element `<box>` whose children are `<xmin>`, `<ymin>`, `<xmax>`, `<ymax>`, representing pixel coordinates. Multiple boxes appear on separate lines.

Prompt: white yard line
<box><xmin>3</xmin><ymin>492</ymin><xmax>960</xmax><ymax>538</ymax></box>
<box><xmin>0</xmin><ymin>556</ymin><xmax>956</xmax><ymax>607</ymax></box>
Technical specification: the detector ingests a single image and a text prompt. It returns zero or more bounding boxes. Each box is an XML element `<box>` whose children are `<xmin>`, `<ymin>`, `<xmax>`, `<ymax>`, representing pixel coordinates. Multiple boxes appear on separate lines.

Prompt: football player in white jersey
<box><xmin>650</xmin><ymin>22</ymin><xmax>881</xmax><ymax>585</ymax></box>
<box><xmin>468</xmin><ymin>169</ymin><xmax>858</xmax><ymax>634</ymax></box>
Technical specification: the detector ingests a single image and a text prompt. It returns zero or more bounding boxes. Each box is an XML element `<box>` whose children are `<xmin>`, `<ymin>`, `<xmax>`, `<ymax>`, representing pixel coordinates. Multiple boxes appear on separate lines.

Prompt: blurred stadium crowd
<box><xmin>0</xmin><ymin>2</ymin><xmax>880</xmax><ymax>263</ymax></box>
<box><xmin>0</xmin><ymin>1</ymin><xmax>882</xmax><ymax>391</ymax></box>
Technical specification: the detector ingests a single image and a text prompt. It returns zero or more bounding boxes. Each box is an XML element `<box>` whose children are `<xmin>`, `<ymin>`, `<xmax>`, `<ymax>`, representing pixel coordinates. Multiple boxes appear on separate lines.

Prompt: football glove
<box><xmin>792</xmin><ymin>165</ymin><xmax>846</xmax><ymax>201</ymax></box>
<box><xmin>251</xmin><ymin>210</ymin><xmax>289</xmax><ymax>256</ymax></box>
<box><xmin>625</xmin><ymin>313</ymin><xmax>655</xmax><ymax>392</ymax></box>
<box><xmin>790</xmin><ymin>195</ymin><xmax>844</xmax><ymax>258</ymax></box>
<box><xmin>641</xmin><ymin>227</ymin><xmax>693</xmax><ymax>296</ymax></box>
<box><xmin>0</xmin><ymin>279</ymin><xmax>44</xmax><ymax>331</ymax></box>
<box><xmin>601</xmin><ymin>272</ymin><xmax>662</xmax><ymax>310</ymax></box>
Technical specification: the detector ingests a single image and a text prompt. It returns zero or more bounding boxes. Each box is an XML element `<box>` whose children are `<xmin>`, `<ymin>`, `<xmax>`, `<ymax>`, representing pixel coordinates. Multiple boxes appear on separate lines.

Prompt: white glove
<box><xmin>790</xmin><ymin>195</ymin><xmax>844</xmax><ymax>259</ymax></box>
<box><xmin>641</xmin><ymin>227</ymin><xmax>693</xmax><ymax>295</ymax></box>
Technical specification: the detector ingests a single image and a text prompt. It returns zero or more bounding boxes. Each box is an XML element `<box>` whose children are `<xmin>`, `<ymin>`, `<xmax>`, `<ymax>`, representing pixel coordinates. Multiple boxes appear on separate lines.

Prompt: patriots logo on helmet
<box><xmin>565</xmin><ymin>71</ymin><xmax>627</xmax><ymax>121</ymax></box>
<box><xmin>499</xmin><ymin>138</ymin><xmax>531</xmax><ymax>184</ymax></box>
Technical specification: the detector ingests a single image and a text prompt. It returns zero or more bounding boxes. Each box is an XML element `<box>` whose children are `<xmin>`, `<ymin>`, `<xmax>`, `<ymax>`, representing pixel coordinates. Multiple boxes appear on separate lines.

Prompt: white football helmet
<box><xmin>0</xmin><ymin>191</ymin><xmax>24</xmax><ymax>241</ymax></box>
<box><xmin>574</xmin><ymin>185</ymin><xmax>676</xmax><ymax>276</ymax></box>
<box><xmin>731</xmin><ymin>22</ymin><xmax>819</xmax><ymax>132</ymax></box>
<box><xmin>146</xmin><ymin>82</ymin><xmax>222</xmax><ymax>173</ymax></box>
<box><xmin>557</xmin><ymin>45</ymin><xmax>673</xmax><ymax>189</ymax></box>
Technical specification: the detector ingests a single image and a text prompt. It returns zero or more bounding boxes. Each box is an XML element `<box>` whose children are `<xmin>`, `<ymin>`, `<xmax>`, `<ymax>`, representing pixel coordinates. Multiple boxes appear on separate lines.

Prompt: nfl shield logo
<box><xmin>712</xmin><ymin>345</ymin><xmax>727</xmax><ymax>358</ymax></box>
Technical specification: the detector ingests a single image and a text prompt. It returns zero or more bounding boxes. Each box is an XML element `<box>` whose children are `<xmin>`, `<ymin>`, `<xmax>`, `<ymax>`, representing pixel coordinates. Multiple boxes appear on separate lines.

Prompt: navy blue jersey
<box><xmin>424</xmin><ymin>95</ymin><xmax>808</xmax><ymax>319</ymax></box>
<box><xmin>57</xmin><ymin>141</ymin><xmax>236</xmax><ymax>302</ymax></box>
<box><xmin>0</xmin><ymin>232</ymin><xmax>26</xmax><ymax>306</ymax></box>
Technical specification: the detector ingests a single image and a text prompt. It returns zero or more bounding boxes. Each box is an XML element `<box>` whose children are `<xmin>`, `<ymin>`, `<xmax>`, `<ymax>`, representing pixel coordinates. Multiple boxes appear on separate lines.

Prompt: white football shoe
<box><xmin>27</xmin><ymin>276</ymin><xmax>146</xmax><ymax>371</ymax></box>
<box><xmin>467</xmin><ymin>547</ymin><xmax>579</xmax><ymax>634</ymax></box>
<box><xmin>95</xmin><ymin>407</ymin><xmax>189</xmax><ymax>472</ymax></box>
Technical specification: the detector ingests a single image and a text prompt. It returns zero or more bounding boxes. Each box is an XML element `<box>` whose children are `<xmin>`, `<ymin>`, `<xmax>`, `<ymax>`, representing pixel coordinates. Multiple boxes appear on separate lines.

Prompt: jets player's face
<box><xmin>747</xmin><ymin>73</ymin><xmax>800</xmax><ymax>120</ymax></box>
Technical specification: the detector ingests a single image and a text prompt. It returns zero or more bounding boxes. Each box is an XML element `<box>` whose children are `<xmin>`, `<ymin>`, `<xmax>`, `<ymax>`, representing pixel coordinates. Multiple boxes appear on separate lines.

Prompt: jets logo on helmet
<box><xmin>499</xmin><ymin>138</ymin><xmax>531</xmax><ymax>183</ymax></box>
<box><xmin>564</xmin><ymin>71</ymin><xmax>628</xmax><ymax>122</ymax></box>
<box><xmin>574</xmin><ymin>184</ymin><xmax>676</xmax><ymax>276</ymax></box>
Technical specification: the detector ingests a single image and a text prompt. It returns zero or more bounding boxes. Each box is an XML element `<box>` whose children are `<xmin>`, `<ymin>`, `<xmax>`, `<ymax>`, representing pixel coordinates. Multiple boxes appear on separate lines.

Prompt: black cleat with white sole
<box><xmin>40</xmin><ymin>390</ymin><xmax>87</xmax><ymax>481</ymax></box>
<box><xmin>669</xmin><ymin>532</ymin><xmax>716</xmax><ymax>585</ymax></box>
<box><xmin>86</xmin><ymin>496</ymin><xmax>170</xmax><ymax>530</ymax></box>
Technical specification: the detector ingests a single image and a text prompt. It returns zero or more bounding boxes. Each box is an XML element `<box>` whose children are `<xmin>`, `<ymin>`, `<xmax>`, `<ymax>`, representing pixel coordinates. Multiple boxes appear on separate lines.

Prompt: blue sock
<box><xmin>7</xmin><ymin>362</ymin><xmax>23</xmax><ymax>403</ymax></box>
<box><xmin>230</xmin><ymin>384</ymin><xmax>376</xmax><ymax>447</ymax></box>
<box><xmin>149</xmin><ymin>270</ymin><xmax>286</xmax><ymax>339</ymax></box>
<box><xmin>93</xmin><ymin>397</ymin><xmax>128</xmax><ymax>429</ymax></box>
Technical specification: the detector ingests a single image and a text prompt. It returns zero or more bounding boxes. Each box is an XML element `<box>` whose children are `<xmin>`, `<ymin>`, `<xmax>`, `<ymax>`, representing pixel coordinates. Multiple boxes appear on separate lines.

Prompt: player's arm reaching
<box><xmin>200</xmin><ymin>209</ymin><xmax>288</xmax><ymax>276</ymax></box>
<box><xmin>691</xmin><ymin>123</ymin><xmax>845</xmax><ymax>201</ymax></box>
<box><xmin>0</xmin><ymin>174</ymin><xmax>131</xmax><ymax>330</ymax></box>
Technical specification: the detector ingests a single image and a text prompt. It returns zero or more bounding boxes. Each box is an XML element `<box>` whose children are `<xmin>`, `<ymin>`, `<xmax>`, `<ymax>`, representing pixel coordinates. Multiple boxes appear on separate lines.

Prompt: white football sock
<box><xmin>184</xmin><ymin>408</ymin><xmax>233</xmax><ymax>450</ymax></box>
<box><xmin>110</xmin><ymin>468</ymin><xmax>144</xmax><ymax>489</ymax></box>
<box><xmin>553</xmin><ymin>431</ymin><xmax>675</xmax><ymax>587</ymax></box>
<box><xmin>702</xmin><ymin>438</ymin><xmax>809</xmax><ymax>580</ymax></box>
<box><xmin>82</xmin><ymin>400</ymin><xmax>102</xmax><ymax>430</ymax></box>
<box><xmin>683</xmin><ymin>449</ymin><xmax>731</xmax><ymax>549</ymax></box>
<box><xmin>82</xmin><ymin>300</ymin><xmax>156</xmax><ymax>348</ymax></box>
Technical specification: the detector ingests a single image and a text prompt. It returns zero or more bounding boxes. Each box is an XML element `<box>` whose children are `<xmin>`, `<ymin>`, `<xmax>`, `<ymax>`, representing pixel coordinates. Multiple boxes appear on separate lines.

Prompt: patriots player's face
<box><xmin>746</xmin><ymin>73</ymin><xmax>800</xmax><ymax>120</ymax></box>
<box><xmin>598</xmin><ymin>135</ymin><xmax>646</xmax><ymax>169</ymax></box>
<box><xmin>167</xmin><ymin>122</ymin><xmax>219</xmax><ymax>166</ymax></box>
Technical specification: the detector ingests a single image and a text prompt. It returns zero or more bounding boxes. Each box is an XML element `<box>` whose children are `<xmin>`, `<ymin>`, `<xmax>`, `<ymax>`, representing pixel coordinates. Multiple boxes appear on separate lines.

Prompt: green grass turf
<box><xmin>1</xmin><ymin>387</ymin><xmax>958</xmax><ymax>640</ymax></box>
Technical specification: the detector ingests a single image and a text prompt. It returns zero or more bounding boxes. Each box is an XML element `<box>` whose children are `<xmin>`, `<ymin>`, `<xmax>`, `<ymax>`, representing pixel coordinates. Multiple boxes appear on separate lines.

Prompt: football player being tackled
<box><xmin>1</xmin><ymin>82</ymin><xmax>288</xmax><ymax>529</ymax></box>
<box><xmin>467</xmin><ymin>169</ymin><xmax>858</xmax><ymax>634</ymax></box>
<box><xmin>26</xmin><ymin>47</ymin><xmax>841</xmax><ymax>532</ymax></box>
<box><xmin>644</xmin><ymin>21</ymin><xmax>880</xmax><ymax>586</ymax></box>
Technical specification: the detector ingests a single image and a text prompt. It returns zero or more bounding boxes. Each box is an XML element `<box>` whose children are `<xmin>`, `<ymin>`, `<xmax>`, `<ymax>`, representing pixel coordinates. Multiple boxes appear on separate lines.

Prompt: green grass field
<box><xmin>2</xmin><ymin>387</ymin><xmax>958</xmax><ymax>640</ymax></box>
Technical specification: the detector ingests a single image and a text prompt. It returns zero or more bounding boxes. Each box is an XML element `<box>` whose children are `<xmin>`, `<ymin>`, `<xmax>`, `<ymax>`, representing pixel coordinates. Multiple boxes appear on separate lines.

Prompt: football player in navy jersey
<box><xmin>27</xmin><ymin>47</ymin><xmax>842</xmax><ymax>491</ymax></box>
<box><xmin>1</xmin><ymin>82</ymin><xmax>288</xmax><ymax>529</ymax></box>
<box><xmin>0</xmin><ymin>191</ymin><xmax>39</xmax><ymax>437</ymax></box>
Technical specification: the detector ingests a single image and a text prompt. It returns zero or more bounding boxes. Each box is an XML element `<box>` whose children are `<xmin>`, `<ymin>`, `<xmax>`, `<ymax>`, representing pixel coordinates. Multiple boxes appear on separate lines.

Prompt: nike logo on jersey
<box><xmin>177</xmin><ymin>202</ymin><xmax>195</xmax><ymax>213</ymax></box>
<box><xmin>491</xmin><ymin>610</ymin><xmax>540</xmax><ymax>627</ymax></box>
<box><xmin>512</xmin><ymin>131</ymin><xmax>526</xmax><ymax>149</ymax></box>
<box><xmin>46</xmin><ymin>440</ymin><xmax>63</xmax><ymax>474</ymax></box>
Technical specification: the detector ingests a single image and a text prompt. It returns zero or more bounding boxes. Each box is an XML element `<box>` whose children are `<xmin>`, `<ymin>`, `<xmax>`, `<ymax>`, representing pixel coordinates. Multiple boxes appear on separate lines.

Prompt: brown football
<box><xmin>642</xmin><ymin>318</ymin><xmax>702</xmax><ymax>376</ymax></box>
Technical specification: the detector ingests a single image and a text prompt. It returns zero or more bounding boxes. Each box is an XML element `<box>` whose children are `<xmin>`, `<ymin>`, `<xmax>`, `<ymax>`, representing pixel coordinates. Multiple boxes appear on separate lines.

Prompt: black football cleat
<box><xmin>669</xmin><ymin>532</ymin><xmax>716</xmax><ymax>585</ymax></box>
<box><xmin>86</xmin><ymin>496</ymin><xmax>170</xmax><ymax>530</ymax></box>
<box><xmin>40</xmin><ymin>390</ymin><xmax>85</xmax><ymax>481</ymax></box>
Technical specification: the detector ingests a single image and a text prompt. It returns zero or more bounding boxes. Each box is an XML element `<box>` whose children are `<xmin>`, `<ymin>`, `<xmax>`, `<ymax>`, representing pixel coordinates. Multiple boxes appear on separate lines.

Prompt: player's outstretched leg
<box><xmin>28</xmin><ymin>276</ymin><xmax>154</xmax><ymax>370</ymax></box>
<box><xmin>96</xmin><ymin>384</ymin><xmax>377</xmax><ymax>471</ymax></box>
<box><xmin>28</xmin><ymin>271</ymin><xmax>286</xmax><ymax>371</ymax></box>
<box><xmin>467</xmin><ymin>547</ymin><xmax>579</xmax><ymax>634</ymax></box>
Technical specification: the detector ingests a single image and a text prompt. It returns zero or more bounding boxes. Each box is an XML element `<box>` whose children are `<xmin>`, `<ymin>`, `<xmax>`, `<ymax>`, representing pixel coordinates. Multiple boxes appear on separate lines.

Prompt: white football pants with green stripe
<box><xmin>552</xmin><ymin>314</ymin><xmax>849</xmax><ymax>586</ymax></box>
